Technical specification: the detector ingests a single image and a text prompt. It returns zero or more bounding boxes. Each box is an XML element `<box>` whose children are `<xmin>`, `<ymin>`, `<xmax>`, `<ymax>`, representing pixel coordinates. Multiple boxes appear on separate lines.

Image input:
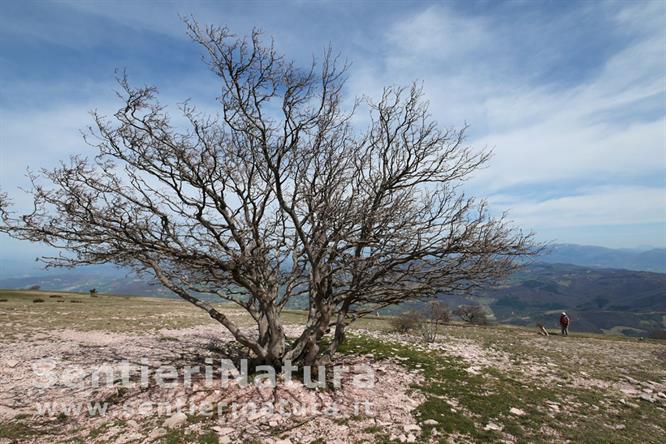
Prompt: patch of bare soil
<box><xmin>0</xmin><ymin>325</ymin><xmax>424</xmax><ymax>443</ymax></box>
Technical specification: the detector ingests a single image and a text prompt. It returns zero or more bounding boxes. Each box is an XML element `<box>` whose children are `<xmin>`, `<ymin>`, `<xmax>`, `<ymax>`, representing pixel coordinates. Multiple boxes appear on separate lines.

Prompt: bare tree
<box><xmin>0</xmin><ymin>22</ymin><xmax>535</xmax><ymax>366</ymax></box>
<box><xmin>453</xmin><ymin>304</ymin><xmax>489</xmax><ymax>325</ymax></box>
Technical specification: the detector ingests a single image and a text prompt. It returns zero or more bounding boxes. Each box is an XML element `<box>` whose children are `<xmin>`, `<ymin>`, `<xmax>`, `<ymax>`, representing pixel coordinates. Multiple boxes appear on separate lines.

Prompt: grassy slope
<box><xmin>1</xmin><ymin>290</ymin><xmax>665</xmax><ymax>443</ymax></box>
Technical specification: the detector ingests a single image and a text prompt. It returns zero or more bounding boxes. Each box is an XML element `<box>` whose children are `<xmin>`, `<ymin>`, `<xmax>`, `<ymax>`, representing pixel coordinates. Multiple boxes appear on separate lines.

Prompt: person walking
<box><xmin>559</xmin><ymin>312</ymin><xmax>570</xmax><ymax>336</ymax></box>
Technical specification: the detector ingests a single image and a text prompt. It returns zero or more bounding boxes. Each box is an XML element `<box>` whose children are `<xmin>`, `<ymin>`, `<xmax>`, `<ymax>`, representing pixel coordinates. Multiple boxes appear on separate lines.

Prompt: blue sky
<box><xmin>0</xmin><ymin>0</ymin><xmax>665</xmax><ymax>261</ymax></box>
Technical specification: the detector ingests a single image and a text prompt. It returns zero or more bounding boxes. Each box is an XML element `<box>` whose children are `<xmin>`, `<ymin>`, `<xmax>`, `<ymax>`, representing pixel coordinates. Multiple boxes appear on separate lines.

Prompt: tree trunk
<box><xmin>257</xmin><ymin>305</ymin><xmax>286</xmax><ymax>366</ymax></box>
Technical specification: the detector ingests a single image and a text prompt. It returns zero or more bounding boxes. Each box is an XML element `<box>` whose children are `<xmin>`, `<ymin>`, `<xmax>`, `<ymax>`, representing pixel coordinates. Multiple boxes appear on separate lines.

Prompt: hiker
<box><xmin>559</xmin><ymin>312</ymin><xmax>570</xmax><ymax>336</ymax></box>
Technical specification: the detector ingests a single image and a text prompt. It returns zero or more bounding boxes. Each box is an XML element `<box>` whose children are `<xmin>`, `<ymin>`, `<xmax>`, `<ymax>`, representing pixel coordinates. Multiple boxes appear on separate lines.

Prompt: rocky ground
<box><xmin>1</xmin><ymin>290</ymin><xmax>665</xmax><ymax>443</ymax></box>
<box><xmin>0</xmin><ymin>325</ymin><xmax>425</xmax><ymax>443</ymax></box>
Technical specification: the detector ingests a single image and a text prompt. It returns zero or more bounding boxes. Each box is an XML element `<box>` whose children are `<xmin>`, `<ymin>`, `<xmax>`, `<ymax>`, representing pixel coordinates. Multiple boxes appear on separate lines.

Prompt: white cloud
<box><xmin>491</xmin><ymin>185</ymin><xmax>666</xmax><ymax>229</ymax></box>
<box><xmin>387</xmin><ymin>6</ymin><xmax>491</xmax><ymax>61</ymax></box>
<box><xmin>352</xmin><ymin>2</ymin><xmax>666</xmax><ymax>193</ymax></box>
<box><xmin>342</xmin><ymin>2</ymin><xmax>666</xmax><ymax>247</ymax></box>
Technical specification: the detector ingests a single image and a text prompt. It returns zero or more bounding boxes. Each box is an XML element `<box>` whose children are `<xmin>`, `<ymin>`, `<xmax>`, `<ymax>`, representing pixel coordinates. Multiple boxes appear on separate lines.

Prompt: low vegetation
<box><xmin>0</xmin><ymin>290</ymin><xmax>664</xmax><ymax>443</ymax></box>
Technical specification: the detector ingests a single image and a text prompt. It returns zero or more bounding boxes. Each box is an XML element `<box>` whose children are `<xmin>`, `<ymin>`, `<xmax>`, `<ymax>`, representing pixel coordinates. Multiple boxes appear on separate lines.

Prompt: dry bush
<box><xmin>419</xmin><ymin>301</ymin><xmax>450</xmax><ymax>342</ymax></box>
<box><xmin>453</xmin><ymin>304</ymin><xmax>489</xmax><ymax>325</ymax></box>
<box><xmin>390</xmin><ymin>311</ymin><xmax>421</xmax><ymax>333</ymax></box>
<box><xmin>32</xmin><ymin>298</ymin><xmax>45</xmax><ymax>303</ymax></box>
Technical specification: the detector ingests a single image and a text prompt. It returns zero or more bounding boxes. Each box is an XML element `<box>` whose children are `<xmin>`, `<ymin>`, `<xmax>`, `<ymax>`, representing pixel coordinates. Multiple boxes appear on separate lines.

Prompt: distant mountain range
<box><xmin>537</xmin><ymin>243</ymin><xmax>666</xmax><ymax>273</ymax></box>
<box><xmin>1</xmin><ymin>243</ymin><xmax>664</xmax><ymax>336</ymax></box>
<box><xmin>0</xmin><ymin>262</ymin><xmax>172</xmax><ymax>297</ymax></box>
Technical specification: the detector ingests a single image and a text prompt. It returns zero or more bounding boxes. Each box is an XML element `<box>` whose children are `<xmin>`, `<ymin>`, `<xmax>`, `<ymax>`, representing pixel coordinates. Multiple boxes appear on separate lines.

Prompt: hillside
<box><xmin>0</xmin><ymin>263</ymin><xmax>173</xmax><ymax>297</ymax></box>
<box><xmin>1</xmin><ymin>256</ymin><xmax>665</xmax><ymax>336</ymax></box>
<box><xmin>481</xmin><ymin>263</ymin><xmax>666</xmax><ymax>336</ymax></box>
<box><xmin>0</xmin><ymin>290</ymin><xmax>664</xmax><ymax>443</ymax></box>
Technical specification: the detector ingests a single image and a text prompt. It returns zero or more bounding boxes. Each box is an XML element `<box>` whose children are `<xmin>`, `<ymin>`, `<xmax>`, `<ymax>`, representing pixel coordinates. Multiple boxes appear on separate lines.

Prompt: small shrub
<box><xmin>0</xmin><ymin>298</ymin><xmax>7</xmax><ymax>302</ymax></box>
<box><xmin>419</xmin><ymin>301</ymin><xmax>450</xmax><ymax>343</ymax></box>
<box><xmin>648</xmin><ymin>329</ymin><xmax>666</xmax><ymax>340</ymax></box>
<box><xmin>49</xmin><ymin>295</ymin><xmax>62</xmax><ymax>299</ymax></box>
<box><xmin>32</xmin><ymin>298</ymin><xmax>45</xmax><ymax>303</ymax></box>
<box><xmin>390</xmin><ymin>311</ymin><xmax>420</xmax><ymax>333</ymax></box>
<box><xmin>70</xmin><ymin>300</ymin><xmax>83</xmax><ymax>304</ymax></box>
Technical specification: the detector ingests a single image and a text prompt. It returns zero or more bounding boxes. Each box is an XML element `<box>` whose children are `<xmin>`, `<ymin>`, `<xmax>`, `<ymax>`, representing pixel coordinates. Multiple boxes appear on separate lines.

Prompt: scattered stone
<box><xmin>162</xmin><ymin>412</ymin><xmax>187</xmax><ymax>429</ymax></box>
<box><xmin>126</xmin><ymin>419</ymin><xmax>139</xmax><ymax>428</ymax></box>
<box><xmin>213</xmin><ymin>426</ymin><xmax>235</xmax><ymax>436</ymax></box>
<box><xmin>148</xmin><ymin>428</ymin><xmax>167</xmax><ymax>440</ymax></box>
<box><xmin>122</xmin><ymin>432</ymin><xmax>144</xmax><ymax>441</ymax></box>
<box><xmin>639</xmin><ymin>394</ymin><xmax>655</xmax><ymax>403</ymax></box>
<box><xmin>403</xmin><ymin>424</ymin><xmax>421</xmax><ymax>433</ymax></box>
<box><xmin>620</xmin><ymin>388</ymin><xmax>639</xmax><ymax>396</ymax></box>
<box><xmin>423</xmin><ymin>419</ymin><xmax>439</xmax><ymax>426</ymax></box>
<box><xmin>510</xmin><ymin>407</ymin><xmax>526</xmax><ymax>416</ymax></box>
<box><xmin>219</xmin><ymin>436</ymin><xmax>233</xmax><ymax>444</ymax></box>
<box><xmin>484</xmin><ymin>422</ymin><xmax>503</xmax><ymax>432</ymax></box>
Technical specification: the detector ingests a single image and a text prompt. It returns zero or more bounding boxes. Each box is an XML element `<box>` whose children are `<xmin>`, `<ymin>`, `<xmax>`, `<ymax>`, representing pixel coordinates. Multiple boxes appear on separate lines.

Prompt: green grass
<box><xmin>160</xmin><ymin>428</ymin><xmax>219</xmax><ymax>444</ymax></box>
<box><xmin>0</xmin><ymin>418</ymin><xmax>70</xmax><ymax>442</ymax></box>
<box><xmin>0</xmin><ymin>421</ymin><xmax>38</xmax><ymax>440</ymax></box>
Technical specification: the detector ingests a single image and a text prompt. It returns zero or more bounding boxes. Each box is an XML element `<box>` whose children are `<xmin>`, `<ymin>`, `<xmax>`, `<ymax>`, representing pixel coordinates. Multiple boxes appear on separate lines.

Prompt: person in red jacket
<box><xmin>559</xmin><ymin>312</ymin><xmax>570</xmax><ymax>336</ymax></box>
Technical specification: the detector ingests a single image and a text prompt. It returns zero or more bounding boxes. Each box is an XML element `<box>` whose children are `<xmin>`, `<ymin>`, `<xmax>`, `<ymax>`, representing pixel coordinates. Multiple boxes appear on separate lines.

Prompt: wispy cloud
<box><xmin>0</xmin><ymin>0</ymin><xmax>664</xmax><ymax>252</ymax></box>
<box><xmin>491</xmin><ymin>185</ymin><xmax>666</xmax><ymax>228</ymax></box>
<box><xmin>346</xmin><ymin>2</ymin><xmax>665</xmax><ymax>247</ymax></box>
